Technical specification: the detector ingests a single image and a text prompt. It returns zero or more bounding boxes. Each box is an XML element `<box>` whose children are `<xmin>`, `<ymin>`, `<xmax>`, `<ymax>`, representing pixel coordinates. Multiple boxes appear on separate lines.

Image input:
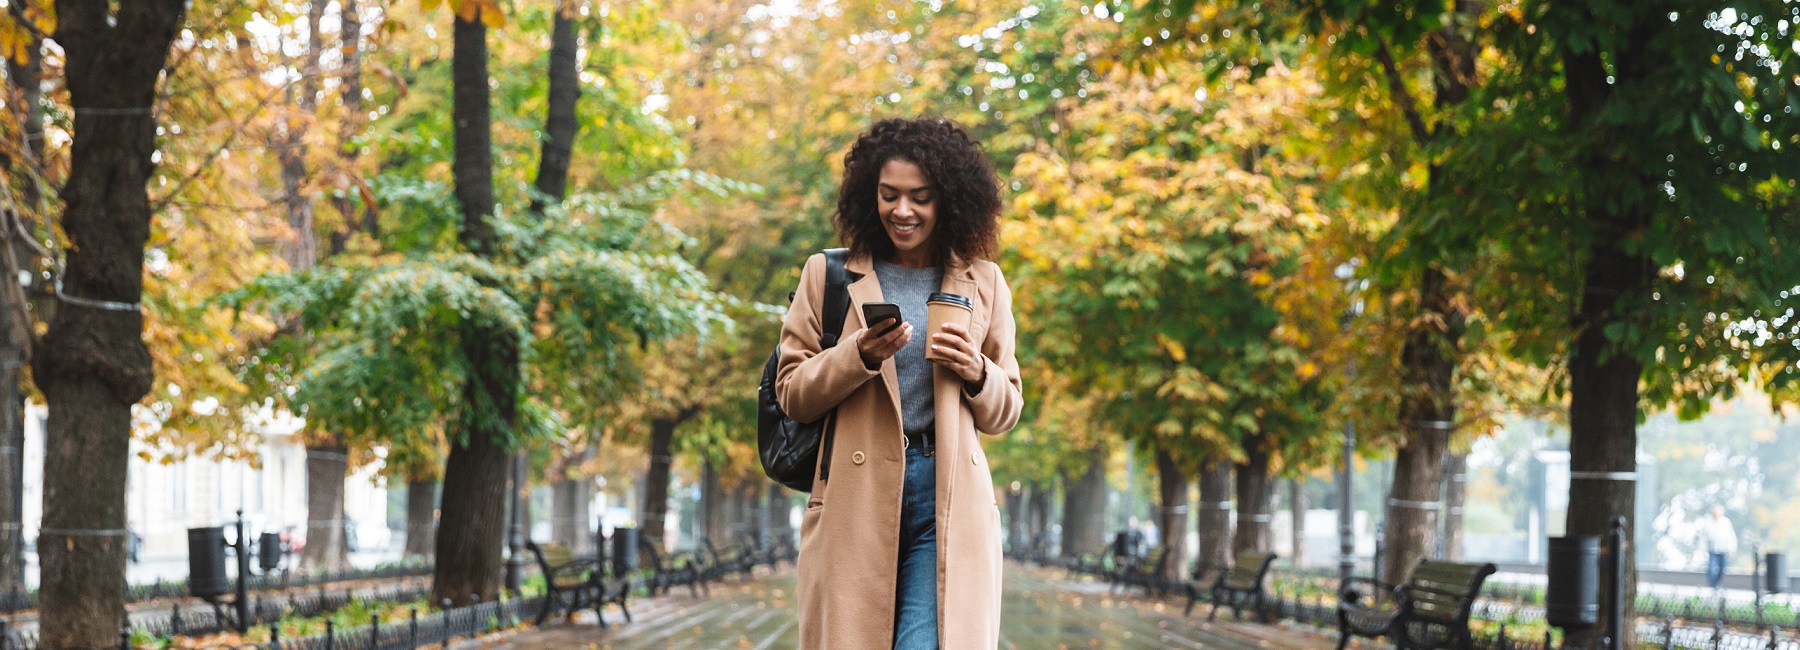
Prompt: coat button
<box><xmin>852</xmin><ymin>451</ymin><xmax>865</xmax><ymax>465</ymax></box>
<box><xmin>972</xmin><ymin>454</ymin><xmax>979</xmax><ymax>465</ymax></box>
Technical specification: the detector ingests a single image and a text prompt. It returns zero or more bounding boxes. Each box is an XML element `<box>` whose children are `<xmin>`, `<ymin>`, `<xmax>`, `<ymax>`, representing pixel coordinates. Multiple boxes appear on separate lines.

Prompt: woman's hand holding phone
<box><xmin>857</xmin><ymin>304</ymin><xmax>911</xmax><ymax>370</ymax></box>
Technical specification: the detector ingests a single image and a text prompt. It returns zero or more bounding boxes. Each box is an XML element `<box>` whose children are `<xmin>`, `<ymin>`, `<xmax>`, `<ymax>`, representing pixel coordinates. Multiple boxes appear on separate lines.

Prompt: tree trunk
<box><xmin>1154</xmin><ymin>448</ymin><xmax>1189</xmax><ymax>582</ymax></box>
<box><xmin>1196</xmin><ymin>458</ymin><xmax>1233</xmax><ymax>579</ymax></box>
<box><xmin>532</xmin><ymin>3</ymin><xmax>581</xmax><ymax>212</ymax></box>
<box><xmin>404</xmin><ymin>478</ymin><xmax>437</xmax><ymax>559</ymax></box>
<box><xmin>699</xmin><ymin>459</ymin><xmax>720</xmax><ymax>546</ymax></box>
<box><xmin>34</xmin><ymin>1</ymin><xmax>185</xmax><ymax>646</ymax></box>
<box><xmin>332</xmin><ymin>0</ymin><xmax>370</xmax><ymax>242</ymax></box>
<box><xmin>1233</xmin><ymin>438</ymin><xmax>1274</xmax><ymax>555</ymax></box>
<box><xmin>1442</xmin><ymin>452</ymin><xmax>1466</xmax><ymax>562</ymax></box>
<box><xmin>432</xmin><ymin>10</ymin><xmax>516</xmax><ymax>607</ymax></box>
<box><xmin>640</xmin><ymin>415</ymin><xmax>680</xmax><ymax>549</ymax></box>
<box><xmin>0</xmin><ymin>2</ymin><xmax>44</xmax><ymax>595</ymax></box>
<box><xmin>1380</xmin><ymin>263</ymin><xmax>1460</xmax><ymax>589</ymax></box>
<box><xmin>1558</xmin><ymin>11</ymin><xmax>1651</xmax><ymax>645</ymax></box>
<box><xmin>551</xmin><ymin>475</ymin><xmax>591</xmax><ymax>553</ymax></box>
<box><xmin>1007</xmin><ymin>485</ymin><xmax>1028</xmax><ymax>550</ymax></box>
<box><xmin>301</xmin><ymin>444</ymin><xmax>350</xmax><ymax>571</ymax></box>
<box><xmin>766</xmin><ymin>481</ymin><xmax>791</xmax><ymax>546</ymax></box>
<box><xmin>1060</xmin><ymin>460</ymin><xmax>1107</xmax><ymax>559</ymax></box>
<box><xmin>1290</xmin><ymin>478</ymin><xmax>1308</xmax><ymax>568</ymax></box>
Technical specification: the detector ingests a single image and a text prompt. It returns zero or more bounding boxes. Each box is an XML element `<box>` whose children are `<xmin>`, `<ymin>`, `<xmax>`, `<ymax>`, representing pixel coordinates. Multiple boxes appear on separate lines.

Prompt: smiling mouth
<box><xmin>892</xmin><ymin>222</ymin><xmax>920</xmax><ymax>234</ymax></box>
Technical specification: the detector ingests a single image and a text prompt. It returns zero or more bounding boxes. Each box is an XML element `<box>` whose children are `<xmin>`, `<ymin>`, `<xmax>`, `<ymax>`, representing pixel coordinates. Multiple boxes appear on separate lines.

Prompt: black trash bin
<box><xmin>612</xmin><ymin>526</ymin><xmax>639</xmax><ymax>577</ymax></box>
<box><xmin>1546</xmin><ymin>535</ymin><xmax>1601</xmax><ymax>628</ymax></box>
<box><xmin>257</xmin><ymin>532</ymin><xmax>282</xmax><ymax>571</ymax></box>
<box><xmin>187</xmin><ymin>527</ymin><xmax>229</xmax><ymax>599</ymax></box>
<box><xmin>1768</xmin><ymin>552</ymin><xmax>1789</xmax><ymax>594</ymax></box>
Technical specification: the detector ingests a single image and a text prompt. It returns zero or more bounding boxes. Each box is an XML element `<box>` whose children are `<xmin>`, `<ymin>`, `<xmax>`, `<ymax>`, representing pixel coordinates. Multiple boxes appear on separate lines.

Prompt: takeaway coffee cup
<box><xmin>925</xmin><ymin>292</ymin><xmax>974</xmax><ymax>361</ymax></box>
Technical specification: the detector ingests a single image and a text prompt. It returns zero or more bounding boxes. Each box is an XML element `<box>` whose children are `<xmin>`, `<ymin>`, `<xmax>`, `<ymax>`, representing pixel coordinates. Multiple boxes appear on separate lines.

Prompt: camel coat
<box><xmin>776</xmin><ymin>251</ymin><xmax>1023</xmax><ymax>649</ymax></box>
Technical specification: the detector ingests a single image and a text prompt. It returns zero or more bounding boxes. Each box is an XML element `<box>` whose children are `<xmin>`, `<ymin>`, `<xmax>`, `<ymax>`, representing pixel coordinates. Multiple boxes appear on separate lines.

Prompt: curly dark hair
<box><xmin>832</xmin><ymin>116</ymin><xmax>1002</xmax><ymax>265</ymax></box>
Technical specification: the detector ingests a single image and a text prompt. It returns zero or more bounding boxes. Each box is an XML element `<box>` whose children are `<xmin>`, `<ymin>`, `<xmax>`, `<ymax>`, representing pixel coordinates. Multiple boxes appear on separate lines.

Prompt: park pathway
<box><xmin>459</xmin><ymin>561</ymin><xmax>1340</xmax><ymax>649</ymax></box>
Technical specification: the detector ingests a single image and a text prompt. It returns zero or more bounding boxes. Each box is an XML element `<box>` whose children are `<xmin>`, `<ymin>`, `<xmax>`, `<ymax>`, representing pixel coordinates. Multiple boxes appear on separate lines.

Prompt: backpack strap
<box><xmin>817</xmin><ymin>248</ymin><xmax>850</xmax><ymax>483</ymax></box>
<box><xmin>818</xmin><ymin>248</ymin><xmax>850</xmax><ymax>348</ymax></box>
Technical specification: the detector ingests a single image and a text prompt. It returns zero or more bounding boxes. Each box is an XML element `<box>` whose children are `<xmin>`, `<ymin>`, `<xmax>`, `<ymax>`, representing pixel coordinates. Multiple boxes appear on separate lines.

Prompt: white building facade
<box><xmin>22</xmin><ymin>403</ymin><xmax>392</xmax><ymax>561</ymax></box>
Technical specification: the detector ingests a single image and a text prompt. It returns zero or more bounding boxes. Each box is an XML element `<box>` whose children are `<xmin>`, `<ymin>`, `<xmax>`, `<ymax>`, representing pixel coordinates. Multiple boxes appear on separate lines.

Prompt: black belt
<box><xmin>904</xmin><ymin>431</ymin><xmax>935</xmax><ymax>455</ymax></box>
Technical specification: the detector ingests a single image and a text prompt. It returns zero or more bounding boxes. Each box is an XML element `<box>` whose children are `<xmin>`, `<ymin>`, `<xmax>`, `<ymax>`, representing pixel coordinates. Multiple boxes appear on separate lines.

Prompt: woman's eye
<box><xmin>881</xmin><ymin>195</ymin><xmax>897</xmax><ymax>202</ymax></box>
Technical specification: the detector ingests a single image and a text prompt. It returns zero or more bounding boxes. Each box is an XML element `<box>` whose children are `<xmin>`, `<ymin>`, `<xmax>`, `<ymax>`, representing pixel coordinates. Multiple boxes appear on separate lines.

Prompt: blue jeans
<box><xmin>894</xmin><ymin>448</ymin><xmax>938</xmax><ymax>650</ymax></box>
<box><xmin>1708</xmin><ymin>552</ymin><xmax>1728</xmax><ymax>588</ymax></box>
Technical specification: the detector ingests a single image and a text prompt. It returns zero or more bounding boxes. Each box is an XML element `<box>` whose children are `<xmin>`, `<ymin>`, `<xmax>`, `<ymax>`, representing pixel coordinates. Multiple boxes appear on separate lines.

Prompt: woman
<box><xmin>776</xmin><ymin>116</ymin><xmax>1023</xmax><ymax>649</ymax></box>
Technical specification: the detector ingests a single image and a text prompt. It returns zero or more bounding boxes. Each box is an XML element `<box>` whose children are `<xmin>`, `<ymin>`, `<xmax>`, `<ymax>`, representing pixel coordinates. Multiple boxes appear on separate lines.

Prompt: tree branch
<box><xmin>1372</xmin><ymin>39</ymin><xmax>1431</xmax><ymax>146</ymax></box>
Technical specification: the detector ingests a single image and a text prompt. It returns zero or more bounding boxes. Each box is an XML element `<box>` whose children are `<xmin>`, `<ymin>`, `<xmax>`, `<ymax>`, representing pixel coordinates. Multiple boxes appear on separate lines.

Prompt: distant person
<box><xmin>1704</xmin><ymin>505</ymin><xmax>1737</xmax><ymax>590</ymax></box>
<box><xmin>1142</xmin><ymin>517</ymin><xmax>1161</xmax><ymax>549</ymax></box>
<box><xmin>1119</xmin><ymin>516</ymin><xmax>1145</xmax><ymax>558</ymax></box>
<box><xmin>776</xmin><ymin>117</ymin><xmax>1023</xmax><ymax>650</ymax></box>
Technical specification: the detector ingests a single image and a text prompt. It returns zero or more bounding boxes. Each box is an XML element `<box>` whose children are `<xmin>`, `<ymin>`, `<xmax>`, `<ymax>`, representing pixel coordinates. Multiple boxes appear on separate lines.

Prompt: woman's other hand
<box><xmin>858</xmin><ymin>319</ymin><xmax>912</xmax><ymax>369</ymax></box>
<box><xmin>930</xmin><ymin>323</ymin><xmax>986</xmax><ymax>385</ymax></box>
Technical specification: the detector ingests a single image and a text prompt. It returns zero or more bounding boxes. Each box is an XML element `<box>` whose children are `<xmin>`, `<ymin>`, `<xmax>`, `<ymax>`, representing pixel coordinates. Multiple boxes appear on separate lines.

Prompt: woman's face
<box><xmin>877</xmin><ymin>158</ymin><xmax>937</xmax><ymax>262</ymax></box>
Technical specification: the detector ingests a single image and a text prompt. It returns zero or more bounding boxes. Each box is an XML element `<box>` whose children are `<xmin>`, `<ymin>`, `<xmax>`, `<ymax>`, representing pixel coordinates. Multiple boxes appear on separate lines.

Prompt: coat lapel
<box><xmin>845</xmin><ymin>254</ymin><xmax>905</xmax><ymax>460</ymax></box>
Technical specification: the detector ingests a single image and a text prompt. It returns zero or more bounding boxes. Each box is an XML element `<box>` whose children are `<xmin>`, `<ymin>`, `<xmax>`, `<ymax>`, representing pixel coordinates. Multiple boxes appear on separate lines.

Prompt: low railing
<box><xmin>0</xmin><ymin>561</ymin><xmax>433</xmax><ymax>614</ymax></box>
<box><xmin>1033</xmin><ymin>549</ymin><xmax>1800</xmax><ymax>650</ymax></box>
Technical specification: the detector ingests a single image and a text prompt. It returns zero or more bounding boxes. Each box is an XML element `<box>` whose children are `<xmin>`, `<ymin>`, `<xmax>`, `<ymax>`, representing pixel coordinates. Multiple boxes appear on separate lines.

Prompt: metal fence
<box><xmin>0</xmin><ymin>562</ymin><xmax>433</xmax><ymax>614</ymax></box>
<box><xmin>1035</xmin><ymin>548</ymin><xmax>1800</xmax><ymax>650</ymax></box>
<box><xmin>133</xmin><ymin>585</ymin><xmax>434</xmax><ymax>639</ymax></box>
<box><xmin>268</xmin><ymin>595</ymin><xmax>544</xmax><ymax>650</ymax></box>
<box><xmin>0</xmin><ymin>592</ymin><xmax>544</xmax><ymax>650</ymax></box>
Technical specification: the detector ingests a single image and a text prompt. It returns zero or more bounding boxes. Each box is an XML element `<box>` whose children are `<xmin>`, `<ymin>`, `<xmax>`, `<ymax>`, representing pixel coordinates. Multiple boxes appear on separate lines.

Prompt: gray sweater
<box><xmin>873</xmin><ymin>260</ymin><xmax>942</xmax><ymax>439</ymax></box>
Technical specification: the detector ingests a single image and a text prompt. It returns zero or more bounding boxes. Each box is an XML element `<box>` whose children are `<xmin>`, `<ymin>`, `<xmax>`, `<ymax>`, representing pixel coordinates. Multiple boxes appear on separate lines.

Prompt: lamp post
<box><xmin>1335</xmin><ymin>261</ymin><xmax>1363</xmax><ymax>583</ymax></box>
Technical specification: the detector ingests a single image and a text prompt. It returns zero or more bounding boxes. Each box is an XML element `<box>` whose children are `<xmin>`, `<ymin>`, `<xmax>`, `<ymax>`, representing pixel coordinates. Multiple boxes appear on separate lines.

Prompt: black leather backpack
<box><xmin>757</xmin><ymin>249</ymin><xmax>849</xmax><ymax>492</ymax></box>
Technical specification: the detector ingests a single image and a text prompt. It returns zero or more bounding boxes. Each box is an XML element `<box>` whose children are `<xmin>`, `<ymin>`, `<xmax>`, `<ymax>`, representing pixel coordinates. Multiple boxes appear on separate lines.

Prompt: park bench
<box><xmin>639</xmin><ymin>537</ymin><xmax>710</xmax><ymax>598</ymax></box>
<box><xmin>1336</xmin><ymin>559</ymin><xmax>1497</xmax><ymax>650</ymax></box>
<box><xmin>1110</xmin><ymin>546</ymin><xmax>1171</xmax><ymax>597</ymax></box>
<box><xmin>525</xmin><ymin>541</ymin><xmax>632</xmax><ymax>627</ymax></box>
<box><xmin>736</xmin><ymin>531</ymin><xmax>783</xmax><ymax>573</ymax></box>
<box><xmin>704</xmin><ymin>537</ymin><xmax>757</xmax><ymax>581</ymax></box>
<box><xmin>1188</xmin><ymin>550</ymin><xmax>1278</xmax><ymax>620</ymax></box>
<box><xmin>758</xmin><ymin>531</ymin><xmax>797</xmax><ymax>569</ymax></box>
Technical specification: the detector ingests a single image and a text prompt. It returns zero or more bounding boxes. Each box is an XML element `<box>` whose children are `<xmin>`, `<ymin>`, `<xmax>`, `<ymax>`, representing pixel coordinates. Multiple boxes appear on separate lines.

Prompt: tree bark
<box><xmin>765</xmin><ymin>481</ymin><xmax>789</xmax><ymax>547</ymax></box>
<box><xmin>1233</xmin><ymin>438</ymin><xmax>1274</xmax><ymax>555</ymax></box>
<box><xmin>1154</xmin><ymin>448</ymin><xmax>1189</xmax><ymax>582</ymax></box>
<box><xmin>532</xmin><ymin>3</ymin><xmax>581</xmax><ymax>212</ymax></box>
<box><xmin>1008</xmin><ymin>485</ymin><xmax>1029</xmax><ymax>550</ymax></box>
<box><xmin>1290</xmin><ymin>478</ymin><xmax>1308</xmax><ymax>568</ymax></box>
<box><xmin>1442</xmin><ymin>452</ymin><xmax>1467</xmax><ymax>562</ymax></box>
<box><xmin>35</xmin><ymin>1</ymin><xmax>185</xmax><ymax>646</ymax></box>
<box><xmin>699</xmin><ymin>459</ymin><xmax>720</xmax><ymax>546</ymax></box>
<box><xmin>1196</xmin><ymin>458</ymin><xmax>1233</xmax><ymax>579</ymax></box>
<box><xmin>404</xmin><ymin>478</ymin><xmax>437</xmax><ymax>559</ymax></box>
<box><xmin>1060</xmin><ymin>460</ymin><xmax>1107</xmax><ymax>559</ymax></box>
<box><xmin>432</xmin><ymin>10</ymin><xmax>516</xmax><ymax>607</ymax></box>
<box><xmin>332</xmin><ymin>0</ymin><xmax>371</xmax><ymax>242</ymax></box>
<box><xmin>551</xmin><ymin>473</ymin><xmax>591</xmax><ymax>554</ymax></box>
<box><xmin>640</xmin><ymin>414</ymin><xmax>681</xmax><ymax>549</ymax></box>
<box><xmin>300</xmin><ymin>444</ymin><xmax>351</xmax><ymax>571</ymax></box>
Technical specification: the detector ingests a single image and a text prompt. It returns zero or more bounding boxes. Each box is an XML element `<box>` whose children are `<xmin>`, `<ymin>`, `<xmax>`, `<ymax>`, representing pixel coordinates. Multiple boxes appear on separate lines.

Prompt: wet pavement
<box><xmin>456</xmin><ymin>561</ymin><xmax>1341</xmax><ymax>649</ymax></box>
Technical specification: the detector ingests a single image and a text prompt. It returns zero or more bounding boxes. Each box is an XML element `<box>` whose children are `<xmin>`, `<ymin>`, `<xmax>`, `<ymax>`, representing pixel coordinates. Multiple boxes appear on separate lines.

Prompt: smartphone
<box><xmin>862</xmin><ymin>302</ymin><xmax>903</xmax><ymax>337</ymax></box>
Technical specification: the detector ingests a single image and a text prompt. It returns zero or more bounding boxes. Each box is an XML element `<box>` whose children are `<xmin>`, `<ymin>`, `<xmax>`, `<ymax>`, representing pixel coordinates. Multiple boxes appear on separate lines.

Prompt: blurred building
<box><xmin>20</xmin><ymin>403</ymin><xmax>393</xmax><ymax>561</ymax></box>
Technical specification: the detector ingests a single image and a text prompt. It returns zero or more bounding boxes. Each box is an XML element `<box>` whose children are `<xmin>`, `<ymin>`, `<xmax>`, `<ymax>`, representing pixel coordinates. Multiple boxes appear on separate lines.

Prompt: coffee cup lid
<box><xmin>927</xmin><ymin>292</ymin><xmax>972</xmax><ymax>309</ymax></box>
